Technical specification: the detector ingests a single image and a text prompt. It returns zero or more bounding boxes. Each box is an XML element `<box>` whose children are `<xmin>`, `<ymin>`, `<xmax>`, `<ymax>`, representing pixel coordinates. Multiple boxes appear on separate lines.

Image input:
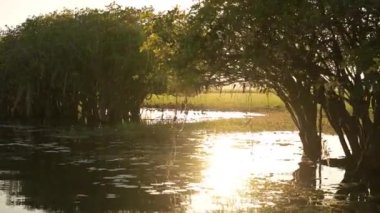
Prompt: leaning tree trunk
<box><xmin>321</xmin><ymin>89</ymin><xmax>380</xmax><ymax>197</ymax></box>
<box><xmin>354</xmin><ymin>92</ymin><xmax>380</xmax><ymax>195</ymax></box>
<box><xmin>275</xmin><ymin>79</ymin><xmax>321</xmax><ymax>162</ymax></box>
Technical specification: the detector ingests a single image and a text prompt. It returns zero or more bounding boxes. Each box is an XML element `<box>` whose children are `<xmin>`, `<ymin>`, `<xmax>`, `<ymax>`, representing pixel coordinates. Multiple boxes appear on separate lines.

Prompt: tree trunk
<box><xmin>275</xmin><ymin>80</ymin><xmax>321</xmax><ymax>162</ymax></box>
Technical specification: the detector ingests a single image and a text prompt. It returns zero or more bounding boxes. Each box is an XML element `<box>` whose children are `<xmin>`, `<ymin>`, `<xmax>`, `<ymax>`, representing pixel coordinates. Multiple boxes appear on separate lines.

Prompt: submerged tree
<box><xmin>183</xmin><ymin>0</ymin><xmax>380</xmax><ymax>191</ymax></box>
<box><xmin>0</xmin><ymin>5</ymin><xmax>167</xmax><ymax>125</ymax></box>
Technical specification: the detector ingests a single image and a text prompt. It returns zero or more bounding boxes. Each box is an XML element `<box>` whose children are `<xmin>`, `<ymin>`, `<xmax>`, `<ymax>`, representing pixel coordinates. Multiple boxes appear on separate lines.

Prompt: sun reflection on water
<box><xmin>189</xmin><ymin>134</ymin><xmax>253</xmax><ymax>211</ymax></box>
<box><xmin>0</xmin><ymin>126</ymin><xmax>347</xmax><ymax>212</ymax></box>
<box><xmin>187</xmin><ymin>132</ymin><xmax>345</xmax><ymax>212</ymax></box>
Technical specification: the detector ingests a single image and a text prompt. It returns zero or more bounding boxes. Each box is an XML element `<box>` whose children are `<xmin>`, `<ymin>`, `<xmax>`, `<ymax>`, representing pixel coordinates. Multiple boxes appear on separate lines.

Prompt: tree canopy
<box><xmin>181</xmin><ymin>0</ymin><xmax>380</xmax><ymax>190</ymax></box>
<box><xmin>0</xmin><ymin>5</ymin><xmax>170</xmax><ymax>125</ymax></box>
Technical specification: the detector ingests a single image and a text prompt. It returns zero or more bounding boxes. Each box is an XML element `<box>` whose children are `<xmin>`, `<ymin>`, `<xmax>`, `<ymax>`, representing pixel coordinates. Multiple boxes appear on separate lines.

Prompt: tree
<box><xmin>0</xmin><ymin>5</ymin><xmax>166</xmax><ymax>125</ymax></box>
<box><xmin>184</xmin><ymin>0</ymin><xmax>380</xmax><ymax>190</ymax></box>
<box><xmin>141</xmin><ymin>7</ymin><xmax>205</xmax><ymax>96</ymax></box>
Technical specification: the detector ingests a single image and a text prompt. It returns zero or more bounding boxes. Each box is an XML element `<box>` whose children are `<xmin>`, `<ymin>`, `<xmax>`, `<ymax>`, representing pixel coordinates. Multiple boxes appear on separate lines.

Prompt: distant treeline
<box><xmin>0</xmin><ymin>5</ymin><xmax>182</xmax><ymax>125</ymax></box>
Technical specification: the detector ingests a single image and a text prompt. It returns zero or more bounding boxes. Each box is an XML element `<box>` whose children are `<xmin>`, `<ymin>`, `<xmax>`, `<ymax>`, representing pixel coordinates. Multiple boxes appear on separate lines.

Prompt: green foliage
<box><xmin>186</xmin><ymin>0</ymin><xmax>380</xmax><ymax>166</ymax></box>
<box><xmin>141</xmin><ymin>8</ymin><xmax>204</xmax><ymax>95</ymax></box>
<box><xmin>0</xmin><ymin>5</ymin><xmax>168</xmax><ymax>125</ymax></box>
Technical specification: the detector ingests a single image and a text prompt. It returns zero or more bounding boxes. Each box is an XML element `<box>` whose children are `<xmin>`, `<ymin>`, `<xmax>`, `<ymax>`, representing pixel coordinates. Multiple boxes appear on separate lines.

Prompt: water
<box><xmin>0</xmin><ymin>110</ymin><xmax>375</xmax><ymax>212</ymax></box>
<box><xmin>140</xmin><ymin>108</ymin><xmax>264</xmax><ymax>124</ymax></box>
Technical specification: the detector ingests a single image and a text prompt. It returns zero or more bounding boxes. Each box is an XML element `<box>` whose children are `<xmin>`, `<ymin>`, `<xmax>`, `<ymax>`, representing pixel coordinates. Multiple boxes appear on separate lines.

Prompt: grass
<box><xmin>179</xmin><ymin>111</ymin><xmax>296</xmax><ymax>133</ymax></box>
<box><xmin>56</xmin><ymin>111</ymin><xmax>325</xmax><ymax>141</ymax></box>
<box><xmin>56</xmin><ymin>91</ymin><xmax>334</xmax><ymax>139</ymax></box>
<box><xmin>144</xmin><ymin>92</ymin><xmax>285</xmax><ymax>112</ymax></box>
<box><xmin>144</xmin><ymin>92</ymin><xmax>335</xmax><ymax>134</ymax></box>
<box><xmin>171</xmin><ymin>111</ymin><xmax>335</xmax><ymax>134</ymax></box>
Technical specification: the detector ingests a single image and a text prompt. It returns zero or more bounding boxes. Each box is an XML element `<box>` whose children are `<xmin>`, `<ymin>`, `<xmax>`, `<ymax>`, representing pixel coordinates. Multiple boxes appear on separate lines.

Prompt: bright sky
<box><xmin>0</xmin><ymin>0</ymin><xmax>195</xmax><ymax>28</ymax></box>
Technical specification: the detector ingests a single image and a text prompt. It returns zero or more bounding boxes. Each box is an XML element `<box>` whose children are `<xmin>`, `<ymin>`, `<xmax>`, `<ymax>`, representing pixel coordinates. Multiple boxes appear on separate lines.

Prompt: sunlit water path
<box><xmin>140</xmin><ymin>107</ymin><xmax>264</xmax><ymax>124</ymax></box>
<box><xmin>0</xmin><ymin>119</ymin><xmax>354</xmax><ymax>212</ymax></box>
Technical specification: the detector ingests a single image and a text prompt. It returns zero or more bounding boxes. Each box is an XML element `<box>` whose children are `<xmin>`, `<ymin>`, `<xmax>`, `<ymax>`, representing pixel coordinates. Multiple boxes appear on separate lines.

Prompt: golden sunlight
<box><xmin>188</xmin><ymin>132</ymin><xmax>303</xmax><ymax>211</ymax></box>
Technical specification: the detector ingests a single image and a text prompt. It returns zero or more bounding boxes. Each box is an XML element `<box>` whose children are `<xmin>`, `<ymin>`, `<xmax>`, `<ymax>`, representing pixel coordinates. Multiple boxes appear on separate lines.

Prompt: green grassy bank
<box><xmin>142</xmin><ymin>92</ymin><xmax>335</xmax><ymax>134</ymax></box>
<box><xmin>144</xmin><ymin>92</ymin><xmax>285</xmax><ymax>112</ymax></box>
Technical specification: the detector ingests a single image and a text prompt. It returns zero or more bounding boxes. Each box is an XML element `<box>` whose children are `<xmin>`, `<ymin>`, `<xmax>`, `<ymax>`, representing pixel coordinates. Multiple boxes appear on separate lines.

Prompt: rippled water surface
<box><xmin>0</xmin><ymin>118</ymin><xmax>357</xmax><ymax>212</ymax></box>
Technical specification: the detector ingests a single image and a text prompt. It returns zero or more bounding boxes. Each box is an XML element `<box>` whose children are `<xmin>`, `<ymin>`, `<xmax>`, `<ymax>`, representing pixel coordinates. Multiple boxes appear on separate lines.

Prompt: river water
<box><xmin>140</xmin><ymin>108</ymin><xmax>264</xmax><ymax>124</ymax></box>
<box><xmin>0</xmin><ymin>109</ymin><xmax>374</xmax><ymax>212</ymax></box>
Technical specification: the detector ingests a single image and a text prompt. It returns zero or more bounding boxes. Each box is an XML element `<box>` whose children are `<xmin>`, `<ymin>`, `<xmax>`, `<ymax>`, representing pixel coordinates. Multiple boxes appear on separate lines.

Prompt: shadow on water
<box><xmin>0</xmin><ymin>125</ymin><xmax>201</xmax><ymax>212</ymax></box>
<box><xmin>0</xmin><ymin>123</ymin><xmax>379</xmax><ymax>212</ymax></box>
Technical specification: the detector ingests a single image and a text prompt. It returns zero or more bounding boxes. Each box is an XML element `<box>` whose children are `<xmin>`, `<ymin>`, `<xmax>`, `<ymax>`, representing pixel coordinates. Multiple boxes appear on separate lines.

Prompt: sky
<box><xmin>0</xmin><ymin>0</ymin><xmax>195</xmax><ymax>28</ymax></box>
